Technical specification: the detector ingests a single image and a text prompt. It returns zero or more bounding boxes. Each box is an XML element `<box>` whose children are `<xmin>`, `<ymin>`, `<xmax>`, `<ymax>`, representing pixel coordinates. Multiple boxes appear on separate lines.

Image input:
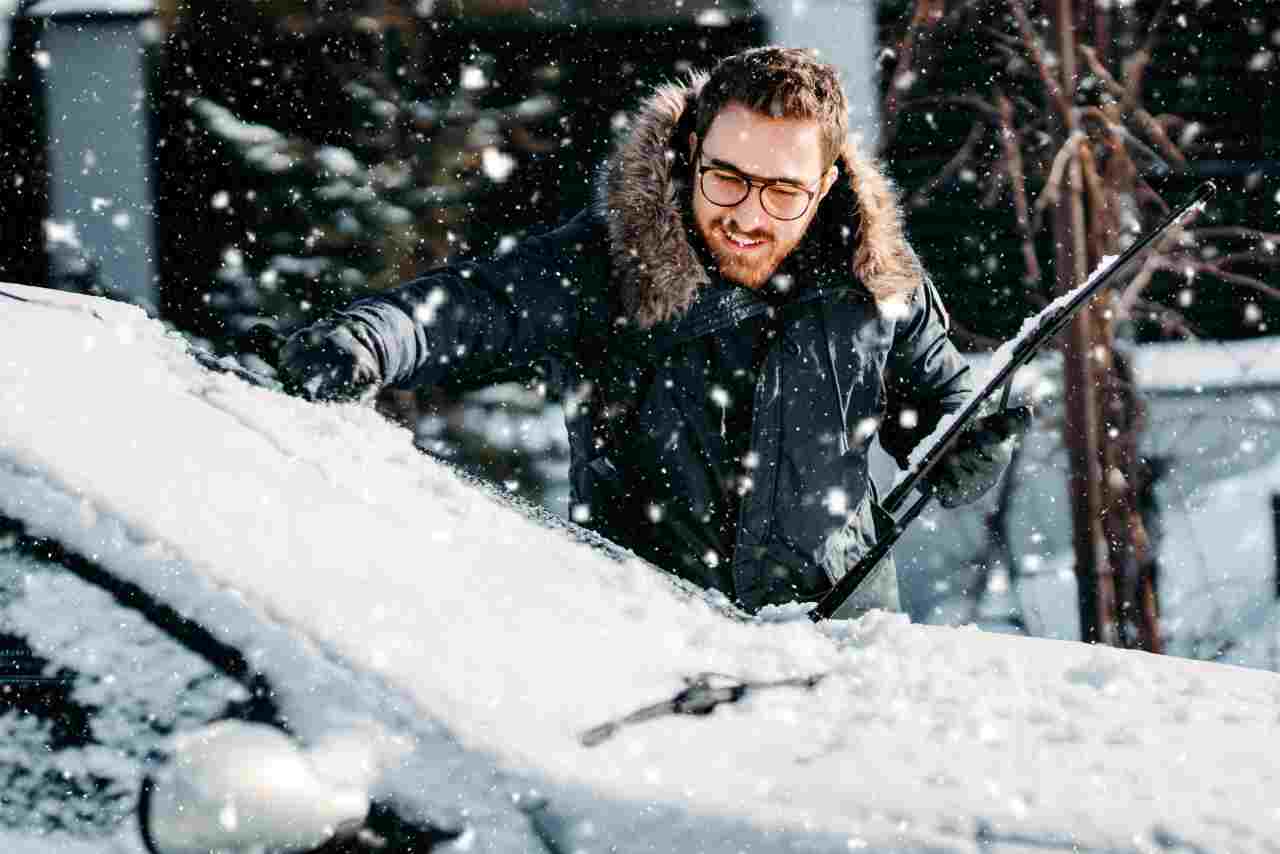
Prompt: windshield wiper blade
<box><xmin>579</xmin><ymin>672</ymin><xmax>824</xmax><ymax>747</ymax></box>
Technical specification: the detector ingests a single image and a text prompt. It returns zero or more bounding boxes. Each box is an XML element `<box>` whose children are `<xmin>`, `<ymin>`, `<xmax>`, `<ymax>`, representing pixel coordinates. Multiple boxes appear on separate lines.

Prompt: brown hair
<box><xmin>693</xmin><ymin>47</ymin><xmax>850</xmax><ymax>169</ymax></box>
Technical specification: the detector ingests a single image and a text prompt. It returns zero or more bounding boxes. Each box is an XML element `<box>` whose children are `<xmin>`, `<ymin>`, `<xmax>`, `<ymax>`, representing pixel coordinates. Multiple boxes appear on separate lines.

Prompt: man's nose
<box><xmin>731</xmin><ymin>187</ymin><xmax>768</xmax><ymax>231</ymax></box>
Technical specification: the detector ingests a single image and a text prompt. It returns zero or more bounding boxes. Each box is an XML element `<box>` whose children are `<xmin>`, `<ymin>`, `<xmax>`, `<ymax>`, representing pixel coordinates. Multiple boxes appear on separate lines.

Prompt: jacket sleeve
<box><xmin>331</xmin><ymin>207</ymin><xmax>610</xmax><ymax>392</ymax></box>
<box><xmin>878</xmin><ymin>274</ymin><xmax>974</xmax><ymax>469</ymax></box>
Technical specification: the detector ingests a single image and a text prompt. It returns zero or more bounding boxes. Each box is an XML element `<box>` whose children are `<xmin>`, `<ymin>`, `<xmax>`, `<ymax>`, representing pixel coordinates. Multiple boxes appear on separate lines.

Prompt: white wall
<box><xmin>752</xmin><ymin>0</ymin><xmax>882</xmax><ymax>152</ymax></box>
<box><xmin>38</xmin><ymin>15</ymin><xmax>158</xmax><ymax>309</ymax></box>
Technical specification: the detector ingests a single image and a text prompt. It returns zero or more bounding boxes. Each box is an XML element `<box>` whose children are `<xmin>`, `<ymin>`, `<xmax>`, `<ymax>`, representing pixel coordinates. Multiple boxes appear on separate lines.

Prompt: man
<box><xmin>279</xmin><ymin>47</ymin><xmax>1027</xmax><ymax>617</ymax></box>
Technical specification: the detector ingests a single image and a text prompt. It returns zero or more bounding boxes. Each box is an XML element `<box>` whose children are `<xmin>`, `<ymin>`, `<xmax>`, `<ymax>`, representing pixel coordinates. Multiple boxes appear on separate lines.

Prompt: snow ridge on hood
<box><xmin>596</xmin><ymin>72</ymin><xmax>923</xmax><ymax>328</ymax></box>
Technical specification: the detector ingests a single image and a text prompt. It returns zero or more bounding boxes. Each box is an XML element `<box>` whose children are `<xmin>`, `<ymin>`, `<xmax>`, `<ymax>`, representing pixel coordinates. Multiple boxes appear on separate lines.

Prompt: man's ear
<box><xmin>818</xmin><ymin>162</ymin><xmax>840</xmax><ymax>201</ymax></box>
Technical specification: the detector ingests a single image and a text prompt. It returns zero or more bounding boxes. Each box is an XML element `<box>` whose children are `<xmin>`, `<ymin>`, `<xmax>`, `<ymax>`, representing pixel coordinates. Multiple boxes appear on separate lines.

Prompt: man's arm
<box><xmin>280</xmin><ymin>208</ymin><xmax>609</xmax><ymax>400</ymax></box>
<box><xmin>879</xmin><ymin>275</ymin><xmax>1032</xmax><ymax>508</ymax></box>
<box><xmin>878</xmin><ymin>274</ymin><xmax>973</xmax><ymax>467</ymax></box>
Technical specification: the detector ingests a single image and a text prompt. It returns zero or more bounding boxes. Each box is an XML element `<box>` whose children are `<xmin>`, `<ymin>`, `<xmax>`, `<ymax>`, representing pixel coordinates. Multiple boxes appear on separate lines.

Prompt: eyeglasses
<box><xmin>696</xmin><ymin>156</ymin><xmax>821</xmax><ymax>222</ymax></box>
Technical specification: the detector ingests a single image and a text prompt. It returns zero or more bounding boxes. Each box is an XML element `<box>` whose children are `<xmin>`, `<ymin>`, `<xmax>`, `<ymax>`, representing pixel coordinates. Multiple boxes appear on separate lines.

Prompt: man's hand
<box><xmin>278</xmin><ymin>320</ymin><xmax>383</xmax><ymax>403</ymax></box>
<box><xmin>927</xmin><ymin>406</ymin><xmax>1032</xmax><ymax>508</ymax></box>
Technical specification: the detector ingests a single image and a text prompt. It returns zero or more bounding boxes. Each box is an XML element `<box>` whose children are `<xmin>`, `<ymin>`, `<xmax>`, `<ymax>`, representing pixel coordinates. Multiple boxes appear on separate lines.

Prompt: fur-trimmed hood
<box><xmin>596</xmin><ymin>72</ymin><xmax>923</xmax><ymax>329</ymax></box>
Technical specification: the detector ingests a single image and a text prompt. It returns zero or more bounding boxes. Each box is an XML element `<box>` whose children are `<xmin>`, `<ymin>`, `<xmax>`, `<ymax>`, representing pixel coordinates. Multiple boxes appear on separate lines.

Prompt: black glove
<box><xmin>927</xmin><ymin>405</ymin><xmax>1032</xmax><ymax>508</ymax></box>
<box><xmin>278</xmin><ymin>319</ymin><xmax>383</xmax><ymax>403</ymax></box>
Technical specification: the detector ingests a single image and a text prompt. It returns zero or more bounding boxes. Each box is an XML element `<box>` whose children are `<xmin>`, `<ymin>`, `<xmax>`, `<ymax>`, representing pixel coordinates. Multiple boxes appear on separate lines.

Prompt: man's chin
<box><xmin>716</xmin><ymin>257</ymin><xmax>778</xmax><ymax>290</ymax></box>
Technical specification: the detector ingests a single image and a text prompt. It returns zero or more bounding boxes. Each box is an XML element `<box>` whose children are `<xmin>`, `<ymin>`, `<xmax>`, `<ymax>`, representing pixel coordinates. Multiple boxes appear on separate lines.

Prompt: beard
<box><xmin>698</xmin><ymin>216</ymin><xmax>801</xmax><ymax>290</ymax></box>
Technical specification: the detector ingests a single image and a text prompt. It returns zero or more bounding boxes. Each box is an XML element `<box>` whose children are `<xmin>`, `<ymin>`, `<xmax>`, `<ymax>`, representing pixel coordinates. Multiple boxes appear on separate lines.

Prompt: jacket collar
<box><xmin>594</xmin><ymin>72</ymin><xmax>925</xmax><ymax>329</ymax></box>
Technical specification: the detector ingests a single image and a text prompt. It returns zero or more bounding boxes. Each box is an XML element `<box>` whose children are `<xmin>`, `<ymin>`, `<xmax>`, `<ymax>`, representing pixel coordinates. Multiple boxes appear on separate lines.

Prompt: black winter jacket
<box><xmin>332</xmin><ymin>75</ymin><xmax>973</xmax><ymax>615</ymax></box>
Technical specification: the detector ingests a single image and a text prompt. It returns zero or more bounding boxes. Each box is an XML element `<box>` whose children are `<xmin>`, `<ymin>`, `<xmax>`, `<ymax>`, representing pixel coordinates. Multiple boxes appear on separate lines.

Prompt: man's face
<box><xmin>690</xmin><ymin>102</ymin><xmax>838</xmax><ymax>290</ymax></box>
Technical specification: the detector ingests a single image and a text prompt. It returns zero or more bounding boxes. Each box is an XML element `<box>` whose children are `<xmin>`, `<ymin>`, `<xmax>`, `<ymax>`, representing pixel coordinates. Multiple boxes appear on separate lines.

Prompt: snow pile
<box><xmin>2</xmin><ymin>283</ymin><xmax>1280</xmax><ymax>850</ymax></box>
<box><xmin>1134</xmin><ymin>335</ymin><xmax>1280</xmax><ymax>392</ymax></box>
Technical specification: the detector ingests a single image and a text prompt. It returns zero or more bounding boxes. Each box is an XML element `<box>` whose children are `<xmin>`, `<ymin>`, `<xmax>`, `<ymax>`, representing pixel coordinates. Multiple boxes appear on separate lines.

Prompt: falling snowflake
<box><xmin>43</xmin><ymin>220</ymin><xmax>82</xmax><ymax>249</ymax></box>
<box><xmin>412</xmin><ymin>286</ymin><xmax>448</xmax><ymax>327</ymax></box>
<box><xmin>824</xmin><ymin>488</ymin><xmax>848</xmax><ymax>516</ymax></box>
<box><xmin>482</xmin><ymin>147</ymin><xmax>516</xmax><ymax>183</ymax></box>
<box><xmin>461</xmin><ymin>66</ymin><xmax>488</xmax><ymax>91</ymax></box>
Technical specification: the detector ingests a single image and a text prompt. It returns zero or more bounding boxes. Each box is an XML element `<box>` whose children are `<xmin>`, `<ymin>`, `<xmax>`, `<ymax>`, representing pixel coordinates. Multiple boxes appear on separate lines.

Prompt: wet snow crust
<box><xmin>2</xmin><ymin>284</ymin><xmax>1279</xmax><ymax>852</ymax></box>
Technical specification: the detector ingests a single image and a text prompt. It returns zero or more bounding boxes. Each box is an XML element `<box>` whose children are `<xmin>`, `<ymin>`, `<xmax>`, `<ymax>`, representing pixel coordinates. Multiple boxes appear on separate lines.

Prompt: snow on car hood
<box><xmin>2</xmin><ymin>283</ymin><xmax>1279</xmax><ymax>851</ymax></box>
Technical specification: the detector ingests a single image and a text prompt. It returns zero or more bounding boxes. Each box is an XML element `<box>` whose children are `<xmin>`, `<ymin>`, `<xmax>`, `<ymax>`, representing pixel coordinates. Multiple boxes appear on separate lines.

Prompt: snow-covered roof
<box><xmin>1133</xmin><ymin>334</ymin><xmax>1280</xmax><ymax>392</ymax></box>
<box><xmin>2</xmin><ymin>282</ymin><xmax>1280</xmax><ymax>850</ymax></box>
<box><xmin>22</xmin><ymin>0</ymin><xmax>152</xmax><ymax>18</ymax></box>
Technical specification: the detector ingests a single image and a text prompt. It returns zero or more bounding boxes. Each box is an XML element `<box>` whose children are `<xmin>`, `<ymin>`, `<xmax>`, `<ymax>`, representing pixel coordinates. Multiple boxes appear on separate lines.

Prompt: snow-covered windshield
<box><xmin>3</xmin><ymin>282</ymin><xmax>1280</xmax><ymax>850</ymax></box>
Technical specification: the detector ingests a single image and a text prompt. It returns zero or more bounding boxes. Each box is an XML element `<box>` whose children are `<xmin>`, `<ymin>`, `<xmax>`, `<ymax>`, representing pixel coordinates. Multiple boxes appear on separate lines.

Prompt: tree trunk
<box><xmin>1081</xmin><ymin>0</ymin><xmax>1162</xmax><ymax>652</ymax></box>
<box><xmin>1057</xmin><ymin>210</ymin><xmax>1119</xmax><ymax>646</ymax></box>
<box><xmin>1050</xmin><ymin>0</ymin><xmax>1119</xmax><ymax>645</ymax></box>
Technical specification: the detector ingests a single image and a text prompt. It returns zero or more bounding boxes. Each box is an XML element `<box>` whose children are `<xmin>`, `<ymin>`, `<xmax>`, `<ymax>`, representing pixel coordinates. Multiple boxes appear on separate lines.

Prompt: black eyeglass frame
<box><xmin>695</xmin><ymin>155</ymin><xmax>823</xmax><ymax>222</ymax></box>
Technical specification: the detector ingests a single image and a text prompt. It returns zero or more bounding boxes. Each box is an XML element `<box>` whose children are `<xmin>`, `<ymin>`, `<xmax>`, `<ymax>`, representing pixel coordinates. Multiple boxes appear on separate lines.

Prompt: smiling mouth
<box><xmin>720</xmin><ymin>227</ymin><xmax>768</xmax><ymax>251</ymax></box>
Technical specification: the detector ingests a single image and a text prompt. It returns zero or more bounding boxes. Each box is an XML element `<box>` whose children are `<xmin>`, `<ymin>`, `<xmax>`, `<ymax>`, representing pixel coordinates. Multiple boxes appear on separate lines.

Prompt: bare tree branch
<box><xmin>982</xmin><ymin>163</ymin><xmax>1008</xmax><ymax>208</ymax></box>
<box><xmin>1078</xmin><ymin>44</ymin><xmax>1129</xmax><ymax>102</ymax></box>
<box><xmin>1130</xmin><ymin>297</ymin><xmax>1200</xmax><ymax>339</ymax></box>
<box><xmin>1123</xmin><ymin>0</ymin><xmax>1172</xmax><ymax>104</ymax></box>
<box><xmin>1149</xmin><ymin>258</ymin><xmax>1280</xmax><ymax>302</ymax></box>
<box><xmin>1115</xmin><ymin>252</ymin><xmax>1165</xmax><ymax>318</ymax></box>
<box><xmin>1078</xmin><ymin>46</ymin><xmax>1187</xmax><ymax>168</ymax></box>
<box><xmin>983</xmin><ymin>26</ymin><xmax>1027</xmax><ymax>52</ymax></box>
<box><xmin>1131</xmin><ymin>108</ymin><xmax>1188</xmax><ymax>168</ymax></box>
<box><xmin>1076</xmin><ymin>142</ymin><xmax>1113</xmax><ymax>261</ymax></box>
<box><xmin>1134</xmin><ymin>177</ymin><xmax>1172</xmax><ymax>216</ymax></box>
<box><xmin>899</xmin><ymin>94</ymin><xmax>1003</xmax><ymax>121</ymax></box>
<box><xmin>882</xmin><ymin>0</ymin><xmax>948</xmax><ymax>151</ymax></box>
<box><xmin>994</xmin><ymin>91</ymin><xmax>1041</xmax><ymax>283</ymax></box>
<box><xmin>1032</xmin><ymin>130</ymin><xmax>1085</xmax><ymax>214</ymax></box>
<box><xmin>907</xmin><ymin>120</ymin><xmax>988</xmax><ymax>209</ymax></box>
<box><xmin>1214</xmin><ymin>251</ymin><xmax>1280</xmax><ymax>268</ymax></box>
<box><xmin>1007</xmin><ymin>0</ymin><xmax>1074</xmax><ymax>122</ymax></box>
<box><xmin>1190</xmin><ymin>227</ymin><xmax>1280</xmax><ymax>244</ymax></box>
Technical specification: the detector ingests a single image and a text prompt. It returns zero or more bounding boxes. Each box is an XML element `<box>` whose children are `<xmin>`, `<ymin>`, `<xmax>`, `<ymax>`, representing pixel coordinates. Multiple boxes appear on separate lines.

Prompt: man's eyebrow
<box><xmin>704</xmin><ymin>155</ymin><xmax>810</xmax><ymax>188</ymax></box>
